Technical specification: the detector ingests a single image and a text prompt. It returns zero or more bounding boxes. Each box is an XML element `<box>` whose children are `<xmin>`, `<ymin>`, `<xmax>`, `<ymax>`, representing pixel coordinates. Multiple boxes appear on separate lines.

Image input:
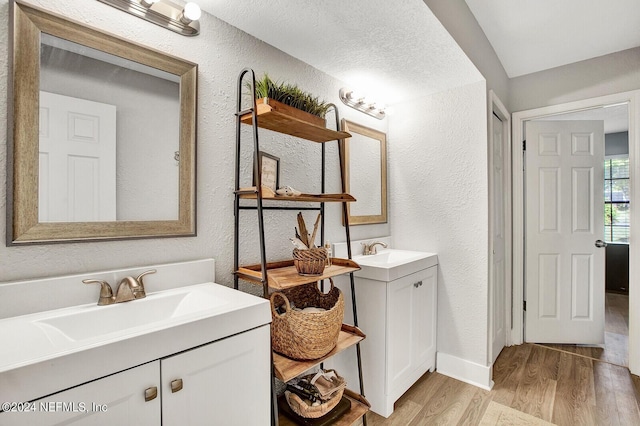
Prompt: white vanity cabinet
<box><xmin>1</xmin><ymin>326</ymin><xmax>270</xmax><ymax>426</ymax></box>
<box><xmin>345</xmin><ymin>264</ymin><xmax>437</xmax><ymax>417</ymax></box>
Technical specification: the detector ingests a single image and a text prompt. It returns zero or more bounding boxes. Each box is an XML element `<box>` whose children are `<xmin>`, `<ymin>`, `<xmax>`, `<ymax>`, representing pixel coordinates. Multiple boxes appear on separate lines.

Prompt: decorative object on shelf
<box><xmin>276</xmin><ymin>186</ymin><xmax>302</xmax><ymax>197</ymax></box>
<box><xmin>284</xmin><ymin>369</ymin><xmax>347</xmax><ymax>418</ymax></box>
<box><xmin>291</xmin><ymin>212</ymin><xmax>328</xmax><ymax>275</ymax></box>
<box><xmin>339</xmin><ymin>88</ymin><xmax>386</xmax><ymax>120</ymax></box>
<box><xmin>97</xmin><ymin>0</ymin><xmax>201</xmax><ymax>36</ymax></box>
<box><xmin>293</xmin><ymin>248</ymin><xmax>329</xmax><ymax>275</ymax></box>
<box><xmin>253</xmin><ymin>151</ymin><xmax>280</xmax><ymax>192</ymax></box>
<box><xmin>251</xmin><ymin>74</ymin><xmax>330</xmax><ymax>118</ymax></box>
<box><xmin>270</xmin><ymin>280</ymin><xmax>344</xmax><ymax>360</ymax></box>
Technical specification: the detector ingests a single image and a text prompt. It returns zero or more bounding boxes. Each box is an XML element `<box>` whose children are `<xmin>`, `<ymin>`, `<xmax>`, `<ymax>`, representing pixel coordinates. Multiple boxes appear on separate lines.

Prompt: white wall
<box><xmin>388</xmin><ymin>81</ymin><xmax>490</xmax><ymax>374</ymax></box>
<box><xmin>0</xmin><ymin>0</ymin><xmax>372</xmax><ymax>285</ymax></box>
<box><xmin>510</xmin><ymin>46</ymin><xmax>640</xmax><ymax>112</ymax></box>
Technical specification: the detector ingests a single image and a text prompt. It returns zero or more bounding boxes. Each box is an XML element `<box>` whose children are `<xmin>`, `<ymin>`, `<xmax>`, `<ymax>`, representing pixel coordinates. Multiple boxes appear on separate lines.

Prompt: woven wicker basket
<box><xmin>293</xmin><ymin>247</ymin><xmax>328</xmax><ymax>276</ymax></box>
<box><xmin>284</xmin><ymin>388</ymin><xmax>344</xmax><ymax>419</ymax></box>
<box><xmin>270</xmin><ymin>280</ymin><xmax>344</xmax><ymax>360</ymax></box>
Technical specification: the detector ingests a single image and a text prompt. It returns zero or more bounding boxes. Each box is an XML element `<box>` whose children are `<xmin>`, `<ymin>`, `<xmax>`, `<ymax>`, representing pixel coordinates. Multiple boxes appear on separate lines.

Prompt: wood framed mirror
<box><xmin>8</xmin><ymin>1</ymin><xmax>197</xmax><ymax>244</ymax></box>
<box><xmin>341</xmin><ymin>120</ymin><xmax>388</xmax><ymax>225</ymax></box>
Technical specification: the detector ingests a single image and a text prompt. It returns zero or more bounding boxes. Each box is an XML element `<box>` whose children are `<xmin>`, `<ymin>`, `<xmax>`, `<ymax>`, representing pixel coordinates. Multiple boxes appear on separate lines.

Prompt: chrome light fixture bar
<box><xmin>339</xmin><ymin>88</ymin><xmax>386</xmax><ymax>120</ymax></box>
<box><xmin>97</xmin><ymin>0</ymin><xmax>201</xmax><ymax>36</ymax></box>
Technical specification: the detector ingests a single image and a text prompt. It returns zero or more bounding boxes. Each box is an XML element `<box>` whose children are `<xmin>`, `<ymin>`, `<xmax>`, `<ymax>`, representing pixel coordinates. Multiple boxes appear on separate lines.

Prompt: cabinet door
<box><xmin>161</xmin><ymin>325</ymin><xmax>271</xmax><ymax>426</ymax></box>
<box><xmin>387</xmin><ymin>267</ymin><xmax>437</xmax><ymax>398</ymax></box>
<box><xmin>0</xmin><ymin>361</ymin><xmax>160</xmax><ymax>426</ymax></box>
<box><xmin>413</xmin><ymin>266</ymin><xmax>437</xmax><ymax>367</ymax></box>
<box><xmin>386</xmin><ymin>273</ymin><xmax>415</xmax><ymax>391</ymax></box>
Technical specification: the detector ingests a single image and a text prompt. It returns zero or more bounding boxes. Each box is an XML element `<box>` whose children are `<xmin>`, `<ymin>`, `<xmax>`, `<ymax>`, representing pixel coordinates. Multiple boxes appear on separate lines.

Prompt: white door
<box><xmin>490</xmin><ymin>112</ymin><xmax>507</xmax><ymax>362</ymax></box>
<box><xmin>39</xmin><ymin>91</ymin><xmax>116</xmax><ymax>222</ymax></box>
<box><xmin>525</xmin><ymin>120</ymin><xmax>605</xmax><ymax>343</ymax></box>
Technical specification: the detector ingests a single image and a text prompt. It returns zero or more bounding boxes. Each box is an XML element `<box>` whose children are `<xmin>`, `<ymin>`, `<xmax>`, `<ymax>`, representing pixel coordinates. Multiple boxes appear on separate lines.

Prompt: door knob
<box><xmin>595</xmin><ymin>240</ymin><xmax>607</xmax><ymax>248</ymax></box>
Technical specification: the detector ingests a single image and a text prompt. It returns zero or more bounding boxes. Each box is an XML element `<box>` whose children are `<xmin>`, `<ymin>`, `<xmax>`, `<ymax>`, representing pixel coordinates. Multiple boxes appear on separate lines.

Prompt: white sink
<box><xmin>35</xmin><ymin>285</ymin><xmax>229</xmax><ymax>341</ymax></box>
<box><xmin>354</xmin><ymin>249</ymin><xmax>438</xmax><ymax>281</ymax></box>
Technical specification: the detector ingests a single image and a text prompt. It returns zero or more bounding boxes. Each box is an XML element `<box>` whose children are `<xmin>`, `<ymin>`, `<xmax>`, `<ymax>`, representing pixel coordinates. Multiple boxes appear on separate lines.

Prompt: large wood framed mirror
<box><xmin>341</xmin><ymin>120</ymin><xmax>388</xmax><ymax>225</ymax></box>
<box><xmin>8</xmin><ymin>1</ymin><xmax>197</xmax><ymax>244</ymax></box>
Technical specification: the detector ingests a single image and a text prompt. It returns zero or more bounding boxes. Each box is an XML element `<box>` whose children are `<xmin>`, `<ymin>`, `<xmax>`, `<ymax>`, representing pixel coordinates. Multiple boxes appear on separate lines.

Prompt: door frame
<box><xmin>511</xmin><ymin>90</ymin><xmax>640</xmax><ymax>375</ymax></box>
<box><xmin>488</xmin><ymin>90</ymin><xmax>512</xmax><ymax>364</ymax></box>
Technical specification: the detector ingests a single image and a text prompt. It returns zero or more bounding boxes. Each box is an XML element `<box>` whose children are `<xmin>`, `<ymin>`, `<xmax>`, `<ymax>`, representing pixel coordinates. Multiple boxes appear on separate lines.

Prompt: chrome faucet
<box><xmin>361</xmin><ymin>241</ymin><xmax>388</xmax><ymax>255</ymax></box>
<box><xmin>83</xmin><ymin>269</ymin><xmax>156</xmax><ymax>306</ymax></box>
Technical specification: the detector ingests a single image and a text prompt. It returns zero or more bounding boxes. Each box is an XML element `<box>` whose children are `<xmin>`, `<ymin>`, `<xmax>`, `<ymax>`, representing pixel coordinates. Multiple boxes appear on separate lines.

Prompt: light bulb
<box><xmin>181</xmin><ymin>2</ymin><xmax>202</xmax><ymax>22</ymax></box>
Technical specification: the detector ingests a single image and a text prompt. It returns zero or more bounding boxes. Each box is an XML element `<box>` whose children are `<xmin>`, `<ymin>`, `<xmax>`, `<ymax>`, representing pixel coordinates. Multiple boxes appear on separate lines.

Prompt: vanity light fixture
<box><xmin>97</xmin><ymin>0</ymin><xmax>201</xmax><ymax>36</ymax></box>
<box><xmin>339</xmin><ymin>88</ymin><xmax>386</xmax><ymax>120</ymax></box>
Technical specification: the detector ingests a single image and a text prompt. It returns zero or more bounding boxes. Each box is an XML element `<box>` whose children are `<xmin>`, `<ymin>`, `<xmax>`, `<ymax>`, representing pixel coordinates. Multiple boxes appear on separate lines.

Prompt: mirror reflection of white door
<box><xmin>525</xmin><ymin>120</ymin><xmax>605</xmax><ymax>344</ymax></box>
<box><xmin>39</xmin><ymin>91</ymin><xmax>116</xmax><ymax>222</ymax></box>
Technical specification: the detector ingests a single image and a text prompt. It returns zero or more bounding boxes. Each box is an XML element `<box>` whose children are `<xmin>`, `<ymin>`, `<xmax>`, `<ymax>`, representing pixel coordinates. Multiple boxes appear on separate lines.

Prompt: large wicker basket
<box><xmin>270</xmin><ymin>280</ymin><xmax>344</xmax><ymax>360</ymax></box>
<box><xmin>293</xmin><ymin>247</ymin><xmax>328</xmax><ymax>276</ymax></box>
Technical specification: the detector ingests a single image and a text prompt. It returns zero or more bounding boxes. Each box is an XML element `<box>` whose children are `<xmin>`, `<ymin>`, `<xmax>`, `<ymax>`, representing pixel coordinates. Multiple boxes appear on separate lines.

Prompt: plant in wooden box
<box><xmin>246</xmin><ymin>74</ymin><xmax>331</xmax><ymax>129</ymax></box>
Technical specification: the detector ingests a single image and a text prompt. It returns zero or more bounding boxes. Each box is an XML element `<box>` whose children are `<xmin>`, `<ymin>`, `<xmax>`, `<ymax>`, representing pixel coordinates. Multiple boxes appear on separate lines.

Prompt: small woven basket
<box><xmin>293</xmin><ymin>247</ymin><xmax>328</xmax><ymax>276</ymax></box>
<box><xmin>284</xmin><ymin>388</ymin><xmax>344</xmax><ymax>419</ymax></box>
<box><xmin>270</xmin><ymin>279</ymin><xmax>344</xmax><ymax>360</ymax></box>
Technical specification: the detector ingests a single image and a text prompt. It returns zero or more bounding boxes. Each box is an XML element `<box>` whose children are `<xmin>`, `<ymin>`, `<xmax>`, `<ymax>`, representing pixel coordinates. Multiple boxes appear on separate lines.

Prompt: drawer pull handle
<box><xmin>144</xmin><ymin>386</ymin><xmax>158</xmax><ymax>402</ymax></box>
<box><xmin>171</xmin><ymin>379</ymin><xmax>183</xmax><ymax>393</ymax></box>
<box><xmin>414</xmin><ymin>281</ymin><xmax>423</xmax><ymax>288</ymax></box>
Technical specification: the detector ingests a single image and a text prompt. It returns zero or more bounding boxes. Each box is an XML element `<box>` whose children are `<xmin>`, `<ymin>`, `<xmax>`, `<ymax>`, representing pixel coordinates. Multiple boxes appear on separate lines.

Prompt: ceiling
<box><xmin>199</xmin><ymin>0</ymin><xmax>482</xmax><ymax>105</ymax></box>
<box><xmin>465</xmin><ymin>0</ymin><xmax>640</xmax><ymax>78</ymax></box>
<box><xmin>200</xmin><ymin>0</ymin><xmax>639</xmax><ymax>113</ymax></box>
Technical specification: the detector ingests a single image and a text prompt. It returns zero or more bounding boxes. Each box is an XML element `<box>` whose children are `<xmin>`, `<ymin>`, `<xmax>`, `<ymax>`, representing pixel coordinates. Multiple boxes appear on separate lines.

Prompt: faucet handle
<box><xmin>82</xmin><ymin>279</ymin><xmax>114</xmax><ymax>306</ymax></box>
<box><xmin>134</xmin><ymin>269</ymin><xmax>156</xmax><ymax>297</ymax></box>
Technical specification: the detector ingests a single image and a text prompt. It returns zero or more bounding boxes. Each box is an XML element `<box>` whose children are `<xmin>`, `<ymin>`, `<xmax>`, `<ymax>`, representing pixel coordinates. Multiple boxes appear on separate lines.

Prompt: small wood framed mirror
<box><xmin>341</xmin><ymin>120</ymin><xmax>388</xmax><ymax>225</ymax></box>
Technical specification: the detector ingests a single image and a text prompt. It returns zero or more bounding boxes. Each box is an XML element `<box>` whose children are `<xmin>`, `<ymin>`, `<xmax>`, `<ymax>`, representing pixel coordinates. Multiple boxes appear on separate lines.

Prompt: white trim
<box><xmin>512</xmin><ymin>90</ymin><xmax>639</xmax><ymax>376</ymax></box>
<box><xmin>436</xmin><ymin>351</ymin><xmax>494</xmax><ymax>390</ymax></box>
<box><xmin>488</xmin><ymin>90</ymin><xmax>513</xmax><ymax>363</ymax></box>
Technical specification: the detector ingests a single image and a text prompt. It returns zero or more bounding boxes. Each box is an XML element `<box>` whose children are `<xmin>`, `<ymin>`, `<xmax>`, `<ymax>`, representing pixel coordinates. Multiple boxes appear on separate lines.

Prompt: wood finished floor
<box><xmin>539</xmin><ymin>292</ymin><xmax>629</xmax><ymax>367</ymax></box>
<box><xmin>366</xmin><ymin>293</ymin><xmax>637</xmax><ymax>425</ymax></box>
<box><xmin>365</xmin><ymin>344</ymin><xmax>640</xmax><ymax>425</ymax></box>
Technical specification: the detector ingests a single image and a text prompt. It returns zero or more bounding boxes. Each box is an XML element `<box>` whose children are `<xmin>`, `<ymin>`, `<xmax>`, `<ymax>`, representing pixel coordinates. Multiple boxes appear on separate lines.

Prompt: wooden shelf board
<box><xmin>273</xmin><ymin>324</ymin><xmax>366</xmax><ymax>383</ymax></box>
<box><xmin>236</xmin><ymin>258</ymin><xmax>360</xmax><ymax>290</ymax></box>
<box><xmin>237</xmin><ymin>186</ymin><xmax>356</xmax><ymax>203</ymax></box>
<box><xmin>278</xmin><ymin>389</ymin><xmax>370</xmax><ymax>426</ymax></box>
<box><xmin>240</xmin><ymin>101</ymin><xmax>351</xmax><ymax>143</ymax></box>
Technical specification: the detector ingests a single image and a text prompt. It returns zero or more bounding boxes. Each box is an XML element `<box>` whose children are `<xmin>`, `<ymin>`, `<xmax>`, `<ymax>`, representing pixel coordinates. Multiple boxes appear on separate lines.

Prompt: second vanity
<box><xmin>330</xmin><ymin>240</ymin><xmax>438</xmax><ymax>418</ymax></box>
<box><xmin>0</xmin><ymin>259</ymin><xmax>271</xmax><ymax>425</ymax></box>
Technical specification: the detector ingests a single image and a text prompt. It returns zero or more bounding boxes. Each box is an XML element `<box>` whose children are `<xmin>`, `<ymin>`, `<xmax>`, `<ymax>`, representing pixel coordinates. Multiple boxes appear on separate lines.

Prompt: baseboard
<box><xmin>436</xmin><ymin>351</ymin><xmax>494</xmax><ymax>390</ymax></box>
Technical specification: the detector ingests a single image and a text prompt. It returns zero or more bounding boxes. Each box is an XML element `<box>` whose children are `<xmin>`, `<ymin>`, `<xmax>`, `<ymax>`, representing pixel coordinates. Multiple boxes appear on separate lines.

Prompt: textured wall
<box><xmin>0</xmin><ymin>0</ymin><xmax>388</xmax><ymax>285</ymax></box>
<box><xmin>509</xmin><ymin>46</ymin><xmax>640</xmax><ymax>112</ymax></box>
<box><xmin>388</xmin><ymin>80</ymin><xmax>490</xmax><ymax>366</ymax></box>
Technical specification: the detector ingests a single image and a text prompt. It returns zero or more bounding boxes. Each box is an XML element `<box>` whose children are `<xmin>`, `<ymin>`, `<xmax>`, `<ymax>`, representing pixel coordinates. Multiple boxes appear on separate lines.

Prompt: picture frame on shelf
<box><xmin>254</xmin><ymin>151</ymin><xmax>280</xmax><ymax>191</ymax></box>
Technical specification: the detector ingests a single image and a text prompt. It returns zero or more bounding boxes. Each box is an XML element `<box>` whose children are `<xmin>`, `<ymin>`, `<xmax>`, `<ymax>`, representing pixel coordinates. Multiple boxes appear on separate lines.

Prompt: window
<box><xmin>604</xmin><ymin>156</ymin><xmax>629</xmax><ymax>242</ymax></box>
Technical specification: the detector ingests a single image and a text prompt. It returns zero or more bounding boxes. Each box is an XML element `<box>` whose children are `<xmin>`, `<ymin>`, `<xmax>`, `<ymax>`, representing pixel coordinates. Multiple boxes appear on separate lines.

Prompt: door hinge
<box><xmin>522</xmin><ymin>140</ymin><xmax>526</xmax><ymax>151</ymax></box>
<box><xmin>523</xmin><ymin>300</ymin><xmax>527</xmax><ymax>311</ymax></box>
